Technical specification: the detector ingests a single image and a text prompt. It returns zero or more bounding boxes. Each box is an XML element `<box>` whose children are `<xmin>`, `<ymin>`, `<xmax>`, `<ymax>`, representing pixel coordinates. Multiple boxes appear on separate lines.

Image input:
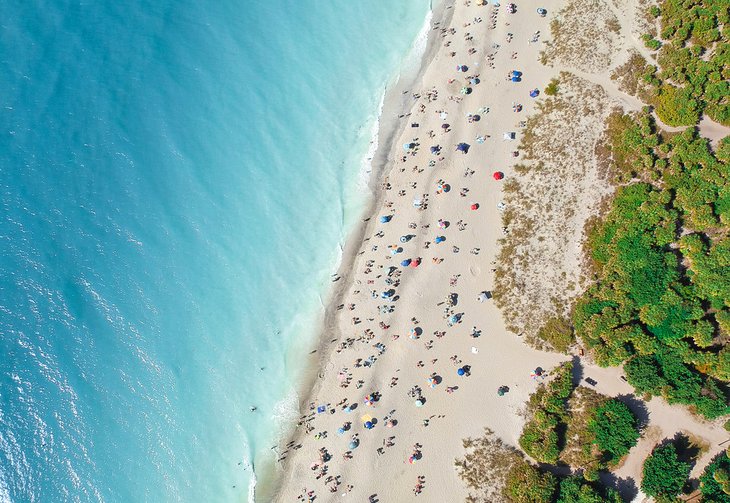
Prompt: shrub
<box><xmin>641</xmin><ymin>443</ymin><xmax>690</xmax><ymax>499</ymax></box>
<box><xmin>505</xmin><ymin>461</ymin><xmax>558</xmax><ymax>503</ymax></box>
<box><xmin>642</xmin><ymin>34</ymin><xmax>662</xmax><ymax>50</ymax></box>
<box><xmin>537</xmin><ymin>316</ymin><xmax>574</xmax><ymax>353</ymax></box>
<box><xmin>545</xmin><ymin>79</ymin><xmax>560</xmax><ymax>96</ymax></box>
<box><xmin>557</xmin><ymin>476</ymin><xmax>623</xmax><ymax>503</ymax></box>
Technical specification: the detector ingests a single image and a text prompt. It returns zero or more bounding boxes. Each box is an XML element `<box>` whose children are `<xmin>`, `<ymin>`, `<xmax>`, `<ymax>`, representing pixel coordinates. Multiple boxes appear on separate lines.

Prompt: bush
<box><xmin>537</xmin><ymin>316</ymin><xmax>574</xmax><ymax>353</ymax></box>
<box><xmin>505</xmin><ymin>460</ymin><xmax>558</xmax><ymax>503</ymax></box>
<box><xmin>519</xmin><ymin>362</ymin><xmax>574</xmax><ymax>463</ymax></box>
<box><xmin>589</xmin><ymin>399</ymin><xmax>640</xmax><ymax>464</ymax></box>
<box><xmin>641</xmin><ymin>443</ymin><xmax>690</xmax><ymax>499</ymax></box>
<box><xmin>642</xmin><ymin>34</ymin><xmax>662</xmax><ymax>50</ymax></box>
<box><xmin>557</xmin><ymin>476</ymin><xmax>623</xmax><ymax>503</ymax></box>
<box><xmin>545</xmin><ymin>79</ymin><xmax>560</xmax><ymax>96</ymax></box>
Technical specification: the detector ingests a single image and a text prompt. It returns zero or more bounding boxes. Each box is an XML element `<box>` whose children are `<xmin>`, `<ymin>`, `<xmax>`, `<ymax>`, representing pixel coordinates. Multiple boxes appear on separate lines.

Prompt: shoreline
<box><xmin>264</xmin><ymin>0</ymin><xmax>571</xmax><ymax>499</ymax></box>
<box><xmin>263</xmin><ymin>0</ymin><xmax>730</xmax><ymax>499</ymax></box>
<box><xmin>254</xmin><ymin>2</ymin><xmax>453</xmax><ymax>500</ymax></box>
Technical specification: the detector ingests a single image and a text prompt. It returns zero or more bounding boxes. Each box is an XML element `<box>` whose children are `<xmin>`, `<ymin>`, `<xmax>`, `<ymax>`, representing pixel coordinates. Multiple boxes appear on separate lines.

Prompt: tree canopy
<box><xmin>641</xmin><ymin>442</ymin><xmax>691</xmax><ymax>499</ymax></box>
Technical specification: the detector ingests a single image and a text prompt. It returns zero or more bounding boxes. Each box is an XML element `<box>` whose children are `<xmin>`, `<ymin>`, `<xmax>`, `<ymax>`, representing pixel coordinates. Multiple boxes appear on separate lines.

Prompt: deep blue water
<box><xmin>0</xmin><ymin>1</ymin><xmax>428</xmax><ymax>501</ymax></box>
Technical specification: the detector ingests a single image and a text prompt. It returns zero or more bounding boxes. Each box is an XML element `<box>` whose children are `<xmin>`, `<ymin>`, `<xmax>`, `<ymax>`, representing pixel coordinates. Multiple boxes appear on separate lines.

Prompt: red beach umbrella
<box><xmin>470</xmin><ymin>203</ymin><xmax>479</xmax><ymax>210</ymax></box>
<box><xmin>493</xmin><ymin>171</ymin><xmax>504</xmax><ymax>180</ymax></box>
<box><xmin>410</xmin><ymin>258</ymin><xmax>421</xmax><ymax>267</ymax></box>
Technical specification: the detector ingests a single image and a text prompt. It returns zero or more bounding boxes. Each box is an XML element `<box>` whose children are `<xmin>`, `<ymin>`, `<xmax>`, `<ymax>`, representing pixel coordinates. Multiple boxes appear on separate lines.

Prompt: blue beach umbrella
<box><xmin>380</xmin><ymin>215</ymin><xmax>392</xmax><ymax>223</ymax></box>
<box><xmin>530</xmin><ymin>89</ymin><xmax>540</xmax><ymax>98</ymax></box>
<box><xmin>457</xmin><ymin>367</ymin><xmax>466</xmax><ymax>376</ymax></box>
<box><xmin>435</xmin><ymin>236</ymin><xmax>445</xmax><ymax>244</ymax></box>
<box><xmin>401</xmin><ymin>258</ymin><xmax>412</xmax><ymax>267</ymax></box>
<box><xmin>364</xmin><ymin>421</ymin><xmax>374</xmax><ymax>429</ymax></box>
<box><xmin>349</xmin><ymin>440</ymin><xmax>359</xmax><ymax>449</ymax></box>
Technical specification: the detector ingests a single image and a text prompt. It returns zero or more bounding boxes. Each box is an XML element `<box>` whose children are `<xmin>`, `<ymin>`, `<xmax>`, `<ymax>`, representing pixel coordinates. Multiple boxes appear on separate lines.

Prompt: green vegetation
<box><xmin>643</xmin><ymin>0</ymin><xmax>730</xmax><ymax>126</ymax></box>
<box><xmin>573</xmin><ymin>110</ymin><xmax>730</xmax><ymax>419</ymax></box>
<box><xmin>642</xmin><ymin>34</ymin><xmax>662</xmax><ymax>50</ymax></box>
<box><xmin>537</xmin><ymin>316</ymin><xmax>574</xmax><ymax>353</ymax></box>
<box><xmin>505</xmin><ymin>461</ymin><xmax>557</xmax><ymax>502</ymax></box>
<box><xmin>588</xmin><ymin>400</ymin><xmax>640</xmax><ymax>465</ymax></box>
<box><xmin>545</xmin><ymin>78</ymin><xmax>560</xmax><ymax>96</ymax></box>
<box><xmin>700</xmin><ymin>451</ymin><xmax>730</xmax><ymax>502</ymax></box>
<box><xmin>557</xmin><ymin>476</ymin><xmax>622</xmax><ymax>503</ymax></box>
<box><xmin>519</xmin><ymin>362</ymin><xmax>574</xmax><ymax>463</ymax></box>
<box><xmin>641</xmin><ymin>442</ymin><xmax>691</xmax><ymax>499</ymax></box>
<box><xmin>456</xmin><ymin>428</ymin><xmax>625</xmax><ymax>503</ymax></box>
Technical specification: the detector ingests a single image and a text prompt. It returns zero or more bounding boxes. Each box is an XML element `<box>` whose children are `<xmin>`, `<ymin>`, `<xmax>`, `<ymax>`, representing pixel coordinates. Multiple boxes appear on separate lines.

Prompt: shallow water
<box><xmin>0</xmin><ymin>1</ymin><xmax>428</xmax><ymax>500</ymax></box>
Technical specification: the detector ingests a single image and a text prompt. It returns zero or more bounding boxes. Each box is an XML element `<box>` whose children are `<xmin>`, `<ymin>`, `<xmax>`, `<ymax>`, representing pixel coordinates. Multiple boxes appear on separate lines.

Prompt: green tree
<box><xmin>641</xmin><ymin>443</ymin><xmax>690</xmax><ymax>499</ymax></box>
<box><xmin>700</xmin><ymin>452</ymin><xmax>730</xmax><ymax>502</ymax></box>
<box><xmin>589</xmin><ymin>400</ymin><xmax>640</xmax><ymax>464</ymax></box>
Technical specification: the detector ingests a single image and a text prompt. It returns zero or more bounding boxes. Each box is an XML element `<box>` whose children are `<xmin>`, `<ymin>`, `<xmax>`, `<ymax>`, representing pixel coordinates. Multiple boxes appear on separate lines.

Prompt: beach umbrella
<box><xmin>457</xmin><ymin>367</ymin><xmax>466</xmax><ymax>376</ymax></box>
<box><xmin>456</xmin><ymin>143</ymin><xmax>469</xmax><ymax>153</ymax></box>
<box><xmin>364</xmin><ymin>421</ymin><xmax>374</xmax><ymax>429</ymax></box>
<box><xmin>470</xmin><ymin>77</ymin><xmax>479</xmax><ymax>85</ymax></box>
<box><xmin>403</xmin><ymin>142</ymin><xmax>413</xmax><ymax>151</ymax></box>
<box><xmin>317</xmin><ymin>405</ymin><xmax>326</xmax><ymax>413</ymax></box>
<box><xmin>386</xmin><ymin>420</ymin><xmax>395</xmax><ymax>428</ymax></box>
<box><xmin>349</xmin><ymin>440</ymin><xmax>359</xmax><ymax>449</ymax></box>
<box><xmin>471</xmin><ymin>203</ymin><xmax>479</xmax><ymax>210</ymax></box>
<box><xmin>435</xmin><ymin>236</ymin><xmax>445</xmax><ymax>244</ymax></box>
<box><xmin>413</xmin><ymin>198</ymin><xmax>423</xmax><ymax>208</ymax></box>
<box><xmin>401</xmin><ymin>259</ymin><xmax>412</xmax><ymax>267</ymax></box>
<box><xmin>380</xmin><ymin>215</ymin><xmax>392</xmax><ymax>223</ymax></box>
<box><xmin>430</xmin><ymin>146</ymin><xmax>440</xmax><ymax>154</ymax></box>
<box><xmin>477</xmin><ymin>292</ymin><xmax>489</xmax><ymax>302</ymax></box>
<box><xmin>493</xmin><ymin>171</ymin><xmax>504</xmax><ymax>180</ymax></box>
<box><xmin>530</xmin><ymin>88</ymin><xmax>540</xmax><ymax>98</ymax></box>
<box><xmin>460</xmin><ymin>65</ymin><xmax>468</xmax><ymax>72</ymax></box>
<box><xmin>440</xmin><ymin>112</ymin><xmax>448</xmax><ymax>120</ymax></box>
<box><xmin>511</xmin><ymin>70</ymin><xmax>522</xmax><ymax>77</ymax></box>
<box><xmin>410</xmin><ymin>258</ymin><xmax>420</xmax><ymax>267</ymax></box>
<box><xmin>476</xmin><ymin>135</ymin><xmax>486</xmax><ymax>144</ymax></box>
<box><xmin>441</xmin><ymin>123</ymin><xmax>449</xmax><ymax>129</ymax></box>
<box><xmin>511</xmin><ymin>76</ymin><xmax>520</xmax><ymax>82</ymax></box>
<box><xmin>415</xmin><ymin>399</ymin><xmax>424</xmax><ymax>407</ymax></box>
<box><xmin>337</xmin><ymin>427</ymin><xmax>345</xmax><ymax>434</ymax></box>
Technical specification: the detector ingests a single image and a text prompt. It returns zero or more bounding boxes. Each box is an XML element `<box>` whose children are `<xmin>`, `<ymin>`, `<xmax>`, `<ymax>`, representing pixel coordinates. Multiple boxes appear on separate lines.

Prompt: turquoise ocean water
<box><xmin>0</xmin><ymin>1</ymin><xmax>429</xmax><ymax>501</ymax></box>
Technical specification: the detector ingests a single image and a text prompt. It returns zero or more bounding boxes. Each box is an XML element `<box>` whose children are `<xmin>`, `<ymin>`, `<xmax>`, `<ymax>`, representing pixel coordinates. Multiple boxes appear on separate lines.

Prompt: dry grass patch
<box><xmin>493</xmin><ymin>73</ymin><xmax>615</xmax><ymax>342</ymax></box>
<box><xmin>543</xmin><ymin>0</ymin><xmax>621</xmax><ymax>73</ymax></box>
<box><xmin>455</xmin><ymin>428</ymin><xmax>522</xmax><ymax>503</ymax></box>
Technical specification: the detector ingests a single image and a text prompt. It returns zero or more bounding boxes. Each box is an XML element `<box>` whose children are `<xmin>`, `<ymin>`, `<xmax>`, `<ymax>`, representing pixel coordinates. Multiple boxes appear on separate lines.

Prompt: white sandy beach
<box><xmin>267</xmin><ymin>0</ymin><xmax>730</xmax><ymax>501</ymax></box>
